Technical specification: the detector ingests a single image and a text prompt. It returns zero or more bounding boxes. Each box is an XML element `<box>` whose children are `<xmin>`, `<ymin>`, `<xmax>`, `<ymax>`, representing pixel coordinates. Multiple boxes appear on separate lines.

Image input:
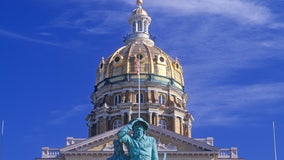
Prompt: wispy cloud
<box><xmin>260</xmin><ymin>38</ymin><xmax>284</xmax><ymax>50</ymax></box>
<box><xmin>189</xmin><ymin>83</ymin><xmax>284</xmax><ymax>127</ymax></box>
<box><xmin>269</xmin><ymin>22</ymin><xmax>284</xmax><ymax>29</ymax></box>
<box><xmin>0</xmin><ymin>28</ymin><xmax>60</xmax><ymax>46</ymax></box>
<box><xmin>123</xmin><ymin>0</ymin><xmax>272</xmax><ymax>25</ymax></box>
<box><xmin>47</xmin><ymin>0</ymin><xmax>273</xmax><ymax>26</ymax></box>
<box><xmin>48</xmin><ymin>9</ymin><xmax>129</xmax><ymax>35</ymax></box>
<box><xmin>48</xmin><ymin>104</ymin><xmax>90</xmax><ymax>125</ymax></box>
<box><xmin>176</xmin><ymin>25</ymin><xmax>284</xmax><ymax>127</ymax></box>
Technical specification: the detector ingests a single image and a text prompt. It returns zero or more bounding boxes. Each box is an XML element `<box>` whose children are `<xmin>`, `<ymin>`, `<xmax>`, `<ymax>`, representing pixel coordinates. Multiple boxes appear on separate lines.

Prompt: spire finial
<box><xmin>137</xmin><ymin>0</ymin><xmax>143</xmax><ymax>7</ymax></box>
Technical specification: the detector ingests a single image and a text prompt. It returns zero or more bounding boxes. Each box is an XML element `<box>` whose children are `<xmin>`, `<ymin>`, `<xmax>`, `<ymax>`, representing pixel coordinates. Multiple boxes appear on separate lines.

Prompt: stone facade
<box><xmin>36</xmin><ymin>126</ymin><xmax>242</xmax><ymax>160</ymax></box>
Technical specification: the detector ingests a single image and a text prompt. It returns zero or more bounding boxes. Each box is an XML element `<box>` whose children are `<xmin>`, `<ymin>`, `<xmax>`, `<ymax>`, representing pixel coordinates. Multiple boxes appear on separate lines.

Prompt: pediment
<box><xmin>60</xmin><ymin>125</ymin><xmax>219</xmax><ymax>155</ymax></box>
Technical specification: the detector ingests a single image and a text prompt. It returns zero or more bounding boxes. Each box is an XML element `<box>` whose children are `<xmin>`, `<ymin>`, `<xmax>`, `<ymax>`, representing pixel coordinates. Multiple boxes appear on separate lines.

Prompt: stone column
<box><xmin>153</xmin><ymin>91</ymin><xmax>159</xmax><ymax>103</ymax></box>
<box><xmin>148</xmin><ymin>91</ymin><xmax>152</xmax><ymax>103</ymax></box>
<box><xmin>100</xmin><ymin>116</ymin><xmax>107</xmax><ymax>133</ymax></box>
<box><xmin>96</xmin><ymin>119</ymin><xmax>100</xmax><ymax>134</ymax></box>
<box><xmin>121</xmin><ymin>113</ymin><xmax>125</xmax><ymax>125</ymax></box>
<box><xmin>128</xmin><ymin>111</ymin><xmax>132</xmax><ymax>121</ymax></box>
<box><xmin>107</xmin><ymin>116</ymin><xmax>111</xmax><ymax>130</ymax></box>
<box><xmin>156</xmin><ymin>112</ymin><xmax>160</xmax><ymax>126</ymax></box>
<box><xmin>152</xmin><ymin>113</ymin><xmax>157</xmax><ymax>125</ymax></box>
<box><xmin>129</xmin><ymin>91</ymin><xmax>134</xmax><ymax>103</ymax></box>
<box><xmin>180</xmin><ymin>117</ymin><xmax>184</xmax><ymax>136</ymax></box>
<box><xmin>174</xmin><ymin>116</ymin><xmax>183</xmax><ymax>134</ymax></box>
<box><xmin>148</xmin><ymin>112</ymin><xmax>152</xmax><ymax>124</ymax></box>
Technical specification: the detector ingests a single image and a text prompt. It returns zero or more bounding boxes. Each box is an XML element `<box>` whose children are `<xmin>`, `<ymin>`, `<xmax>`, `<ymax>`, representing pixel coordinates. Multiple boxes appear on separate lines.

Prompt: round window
<box><xmin>176</xmin><ymin>63</ymin><xmax>179</xmax><ymax>69</ymax></box>
<box><xmin>159</xmin><ymin>57</ymin><xmax>165</xmax><ymax>62</ymax></box>
<box><xmin>114</xmin><ymin>57</ymin><xmax>120</xmax><ymax>63</ymax></box>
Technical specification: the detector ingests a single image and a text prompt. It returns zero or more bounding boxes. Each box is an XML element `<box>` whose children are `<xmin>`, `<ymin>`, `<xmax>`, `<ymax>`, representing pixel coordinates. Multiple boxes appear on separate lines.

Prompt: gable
<box><xmin>60</xmin><ymin>127</ymin><xmax>120</xmax><ymax>152</ymax></box>
<box><xmin>148</xmin><ymin>125</ymin><xmax>219</xmax><ymax>152</ymax></box>
<box><xmin>60</xmin><ymin>125</ymin><xmax>219</xmax><ymax>155</ymax></box>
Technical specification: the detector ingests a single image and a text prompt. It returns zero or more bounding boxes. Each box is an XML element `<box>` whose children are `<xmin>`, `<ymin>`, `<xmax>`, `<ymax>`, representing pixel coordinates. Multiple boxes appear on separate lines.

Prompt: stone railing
<box><xmin>218</xmin><ymin>147</ymin><xmax>238</xmax><ymax>159</ymax></box>
<box><xmin>66</xmin><ymin>137</ymin><xmax>85</xmax><ymax>146</ymax></box>
<box><xmin>40</xmin><ymin>147</ymin><xmax>61</xmax><ymax>159</ymax></box>
<box><xmin>195</xmin><ymin>137</ymin><xmax>214</xmax><ymax>146</ymax></box>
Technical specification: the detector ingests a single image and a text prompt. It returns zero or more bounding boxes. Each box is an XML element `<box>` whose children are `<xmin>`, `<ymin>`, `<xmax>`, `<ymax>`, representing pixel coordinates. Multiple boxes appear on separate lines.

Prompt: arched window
<box><xmin>158</xmin><ymin>94</ymin><xmax>166</xmax><ymax>105</ymax></box>
<box><xmin>113</xmin><ymin>119</ymin><xmax>122</xmax><ymax>129</ymax></box>
<box><xmin>158</xmin><ymin>119</ymin><xmax>167</xmax><ymax>129</ymax></box>
<box><xmin>114</xmin><ymin>95</ymin><xmax>121</xmax><ymax>105</ymax></box>
<box><xmin>138</xmin><ymin>21</ymin><xmax>143</xmax><ymax>32</ymax></box>
<box><xmin>144</xmin><ymin>21</ymin><xmax>147</xmax><ymax>33</ymax></box>
<box><xmin>132</xmin><ymin>21</ymin><xmax>136</xmax><ymax>33</ymax></box>
<box><xmin>136</xmin><ymin>93</ymin><xmax>144</xmax><ymax>103</ymax></box>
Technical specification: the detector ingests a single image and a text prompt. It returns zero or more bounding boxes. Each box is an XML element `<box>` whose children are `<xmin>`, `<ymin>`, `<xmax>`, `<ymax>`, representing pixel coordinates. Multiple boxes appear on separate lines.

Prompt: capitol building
<box><xmin>36</xmin><ymin>1</ymin><xmax>244</xmax><ymax>160</ymax></box>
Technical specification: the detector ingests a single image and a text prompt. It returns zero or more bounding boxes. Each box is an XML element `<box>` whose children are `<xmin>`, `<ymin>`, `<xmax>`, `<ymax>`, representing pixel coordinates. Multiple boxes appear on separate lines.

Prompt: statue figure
<box><xmin>117</xmin><ymin>118</ymin><xmax>158</xmax><ymax>160</ymax></box>
<box><xmin>107</xmin><ymin>139</ymin><xmax>129</xmax><ymax>160</ymax></box>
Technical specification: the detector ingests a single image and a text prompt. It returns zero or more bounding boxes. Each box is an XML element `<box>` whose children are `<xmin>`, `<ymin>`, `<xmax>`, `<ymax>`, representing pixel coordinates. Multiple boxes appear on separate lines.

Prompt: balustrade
<box><xmin>218</xmin><ymin>148</ymin><xmax>238</xmax><ymax>159</ymax></box>
<box><xmin>41</xmin><ymin>147</ymin><xmax>61</xmax><ymax>158</ymax></box>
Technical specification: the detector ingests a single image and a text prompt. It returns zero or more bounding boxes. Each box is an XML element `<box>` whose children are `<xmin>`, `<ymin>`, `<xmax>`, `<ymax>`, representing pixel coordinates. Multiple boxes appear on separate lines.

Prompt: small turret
<box><xmin>125</xmin><ymin>0</ymin><xmax>154</xmax><ymax>46</ymax></box>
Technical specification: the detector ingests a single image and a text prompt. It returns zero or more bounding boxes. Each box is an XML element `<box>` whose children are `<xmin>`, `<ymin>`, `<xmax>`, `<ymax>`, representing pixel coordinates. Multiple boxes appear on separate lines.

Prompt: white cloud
<box><xmin>123</xmin><ymin>0</ymin><xmax>272</xmax><ymax>25</ymax></box>
<box><xmin>48</xmin><ymin>104</ymin><xmax>90</xmax><ymax>125</ymax></box>
<box><xmin>49</xmin><ymin>9</ymin><xmax>129</xmax><ymax>34</ymax></box>
<box><xmin>0</xmin><ymin>28</ymin><xmax>60</xmax><ymax>46</ymax></box>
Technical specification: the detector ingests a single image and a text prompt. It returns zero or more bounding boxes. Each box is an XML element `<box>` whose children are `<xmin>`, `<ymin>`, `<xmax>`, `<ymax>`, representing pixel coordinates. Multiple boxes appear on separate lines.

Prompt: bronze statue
<box><xmin>117</xmin><ymin>118</ymin><xmax>158</xmax><ymax>160</ymax></box>
<box><xmin>107</xmin><ymin>139</ymin><xmax>129</xmax><ymax>160</ymax></box>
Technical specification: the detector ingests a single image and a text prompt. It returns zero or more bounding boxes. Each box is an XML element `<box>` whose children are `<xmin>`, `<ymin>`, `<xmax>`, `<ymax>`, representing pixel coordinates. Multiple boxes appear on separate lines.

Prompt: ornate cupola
<box><xmin>86</xmin><ymin>0</ymin><xmax>194</xmax><ymax>138</ymax></box>
<box><xmin>125</xmin><ymin>0</ymin><xmax>154</xmax><ymax>46</ymax></box>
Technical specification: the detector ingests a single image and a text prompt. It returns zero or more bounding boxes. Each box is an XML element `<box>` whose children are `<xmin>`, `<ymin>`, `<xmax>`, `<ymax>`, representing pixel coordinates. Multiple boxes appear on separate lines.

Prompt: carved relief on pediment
<box><xmin>156</xmin><ymin>139</ymin><xmax>177</xmax><ymax>151</ymax></box>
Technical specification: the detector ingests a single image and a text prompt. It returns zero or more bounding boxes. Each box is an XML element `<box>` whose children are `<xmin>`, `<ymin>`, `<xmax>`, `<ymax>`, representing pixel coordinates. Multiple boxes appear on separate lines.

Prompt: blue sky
<box><xmin>0</xmin><ymin>0</ymin><xmax>283</xmax><ymax>159</ymax></box>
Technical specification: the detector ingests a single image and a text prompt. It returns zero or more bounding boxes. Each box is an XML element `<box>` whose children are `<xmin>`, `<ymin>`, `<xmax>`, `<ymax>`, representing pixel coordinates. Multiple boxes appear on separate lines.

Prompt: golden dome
<box><xmin>96</xmin><ymin>42</ymin><xmax>184</xmax><ymax>91</ymax></box>
<box><xmin>95</xmin><ymin>0</ymin><xmax>184</xmax><ymax>92</ymax></box>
